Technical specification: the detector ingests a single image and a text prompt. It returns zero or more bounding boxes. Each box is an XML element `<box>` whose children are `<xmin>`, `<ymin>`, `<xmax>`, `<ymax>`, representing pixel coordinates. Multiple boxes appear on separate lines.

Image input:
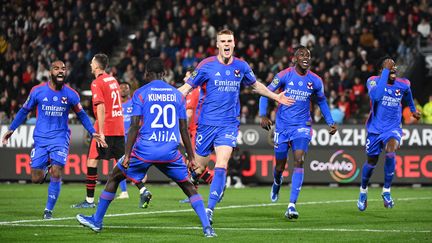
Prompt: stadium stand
<box><xmin>0</xmin><ymin>0</ymin><xmax>431</xmax><ymax>124</ymax></box>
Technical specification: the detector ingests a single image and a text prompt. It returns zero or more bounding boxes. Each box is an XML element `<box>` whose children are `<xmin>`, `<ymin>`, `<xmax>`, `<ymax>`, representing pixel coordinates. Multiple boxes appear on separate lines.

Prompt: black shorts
<box><xmin>88</xmin><ymin>136</ymin><xmax>125</xmax><ymax>160</ymax></box>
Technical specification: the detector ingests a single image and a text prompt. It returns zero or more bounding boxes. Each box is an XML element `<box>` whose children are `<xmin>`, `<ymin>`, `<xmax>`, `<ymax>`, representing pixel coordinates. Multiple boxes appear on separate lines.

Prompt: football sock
<box><xmin>189</xmin><ymin>194</ymin><xmax>210</xmax><ymax>229</ymax></box>
<box><xmin>361</xmin><ymin>162</ymin><xmax>376</xmax><ymax>189</ymax></box>
<box><xmin>45</xmin><ymin>176</ymin><xmax>61</xmax><ymax>211</ymax></box>
<box><xmin>139</xmin><ymin>186</ymin><xmax>148</xmax><ymax>194</ymax></box>
<box><xmin>289</xmin><ymin>168</ymin><xmax>304</xmax><ymax>204</ymax></box>
<box><xmin>207</xmin><ymin>168</ymin><xmax>226</xmax><ymax>210</ymax></box>
<box><xmin>384</xmin><ymin>152</ymin><xmax>396</xmax><ymax>189</ymax></box>
<box><xmin>86</xmin><ymin>167</ymin><xmax>97</xmax><ymax>202</ymax></box>
<box><xmin>94</xmin><ymin>190</ymin><xmax>116</xmax><ymax>224</ymax></box>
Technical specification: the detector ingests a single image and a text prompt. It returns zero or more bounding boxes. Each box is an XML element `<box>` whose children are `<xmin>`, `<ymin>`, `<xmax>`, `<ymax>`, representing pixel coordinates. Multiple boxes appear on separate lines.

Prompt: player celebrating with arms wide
<box><xmin>2</xmin><ymin>61</ymin><xmax>106</xmax><ymax>219</ymax></box>
<box><xmin>357</xmin><ymin>58</ymin><xmax>420</xmax><ymax>211</ymax></box>
<box><xmin>259</xmin><ymin>45</ymin><xmax>337</xmax><ymax>219</ymax></box>
<box><xmin>178</xmin><ymin>29</ymin><xmax>295</xmax><ymax>224</ymax></box>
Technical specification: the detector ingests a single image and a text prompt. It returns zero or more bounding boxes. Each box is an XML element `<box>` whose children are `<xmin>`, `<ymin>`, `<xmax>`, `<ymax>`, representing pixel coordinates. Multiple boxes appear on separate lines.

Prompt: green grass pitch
<box><xmin>0</xmin><ymin>184</ymin><xmax>431</xmax><ymax>242</ymax></box>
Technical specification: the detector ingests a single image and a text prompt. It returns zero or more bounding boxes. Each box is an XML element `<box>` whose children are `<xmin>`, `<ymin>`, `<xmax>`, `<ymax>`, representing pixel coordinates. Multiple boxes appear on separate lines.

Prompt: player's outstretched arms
<box><xmin>260</xmin><ymin>116</ymin><xmax>273</xmax><ymax>131</ymax></box>
<box><xmin>328</xmin><ymin>124</ymin><xmax>337</xmax><ymax>135</ymax></box>
<box><xmin>252</xmin><ymin>82</ymin><xmax>295</xmax><ymax>106</ymax></box>
<box><xmin>178</xmin><ymin>83</ymin><xmax>193</xmax><ymax>97</ymax></box>
<box><xmin>92</xmin><ymin>133</ymin><xmax>107</xmax><ymax>148</ymax></box>
<box><xmin>4</xmin><ymin>108</ymin><xmax>31</xmax><ymax>144</ymax></box>
<box><xmin>2</xmin><ymin>130</ymin><xmax>14</xmax><ymax>145</ymax></box>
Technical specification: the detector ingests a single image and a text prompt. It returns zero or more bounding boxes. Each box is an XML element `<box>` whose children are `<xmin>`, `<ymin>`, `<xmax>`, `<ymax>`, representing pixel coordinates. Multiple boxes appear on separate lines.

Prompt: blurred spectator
<box><xmin>1</xmin><ymin>0</ymin><xmax>431</xmax><ymax>126</ymax></box>
<box><xmin>423</xmin><ymin>95</ymin><xmax>432</xmax><ymax>125</ymax></box>
<box><xmin>330</xmin><ymin>102</ymin><xmax>345</xmax><ymax>125</ymax></box>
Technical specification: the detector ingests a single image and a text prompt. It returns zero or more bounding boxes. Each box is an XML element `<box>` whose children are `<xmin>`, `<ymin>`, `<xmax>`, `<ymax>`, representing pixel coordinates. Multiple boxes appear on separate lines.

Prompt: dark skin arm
<box><xmin>260</xmin><ymin>116</ymin><xmax>273</xmax><ymax>131</ymax></box>
<box><xmin>122</xmin><ymin>116</ymin><xmax>141</xmax><ymax>169</ymax></box>
<box><xmin>179</xmin><ymin>118</ymin><xmax>195</xmax><ymax>169</ymax></box>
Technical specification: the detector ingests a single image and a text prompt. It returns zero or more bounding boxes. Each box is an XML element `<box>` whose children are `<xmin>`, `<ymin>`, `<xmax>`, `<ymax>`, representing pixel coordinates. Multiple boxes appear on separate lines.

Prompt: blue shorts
<box><xmin>195</xmin><ymin>124</ymin><xmax>238</xmax><ymax>157</ymax></box>
<box><xmin>30</xmin><ymin>144</ymin><xmax>69</xmax><ymax>169</ymax></box>
<box><xmin>274</xmin><ymin>125</ymin><xmax>311</xmax><ymax>155</ymax></box>
<box><xmin>117</xmin><ymin>155</ymin><xmax>188</xmax><ymax>184</ymax></box>
<box><xmin>366</xmin><ymin>129</ymin><xmax>402</xmax><ymax>156</ymax></box>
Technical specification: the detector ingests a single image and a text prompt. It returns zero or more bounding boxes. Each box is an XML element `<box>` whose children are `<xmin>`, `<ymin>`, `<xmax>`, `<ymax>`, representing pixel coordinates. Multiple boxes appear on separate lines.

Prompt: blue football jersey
<box><xmin>122</xmin><ymin>99</ymin><xmax>133</xmax><ymax>136</ymax></box>
<box><xmin>131</xmin><ymin>80</ymin><xmax>186</xmax><ymax>162</ymax></box>
<box><xmin>186</xmin><ymin>56</ymin><xmax>256</xmax><ymax>127</ymax></box>
<box><xmin>267</xmin><ymin>67</ymin><xmax>334</xmax><ymax>130</ymax></box>
<box><xmin>23</xmin><ymin>83</ymin><xmax>82</xmax><ymax>146</ymax></box>
<box><xmin>366</xmin><ymin>73</ymin><xmax>416</xmax><ymax>134</ymax></box>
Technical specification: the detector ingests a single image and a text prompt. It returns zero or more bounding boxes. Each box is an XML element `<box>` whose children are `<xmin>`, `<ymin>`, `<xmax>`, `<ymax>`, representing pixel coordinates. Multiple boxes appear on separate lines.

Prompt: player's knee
<box><xmin>50</xmin><ymin>166</ymin><xmax>62</xmax><ymax>178</ymax></box>
<box><xmin>293</xmin><ymin>159</ymin><xmax>304</xmax><ymax>168</ymax></box>
<box><xmin>385</xmin><ymin>147</ymin><xmax>397</xmax><ymax>153</ymax></box>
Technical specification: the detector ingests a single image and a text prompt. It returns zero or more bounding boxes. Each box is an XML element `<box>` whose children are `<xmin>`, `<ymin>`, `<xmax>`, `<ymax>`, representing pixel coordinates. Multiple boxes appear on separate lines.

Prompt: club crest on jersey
<box><xmin>234</xmin><ymin>69</ymin><xmax>241</xmax><ymax>77</ymax></box>
<box><xmin>307</xmin><ymin>82</ymin><xmax>313</xmax><ymax>89</ymax></box>
<box><xmin>127</xmin><ymin>107</ymin><xmax>132</xmax><ymax>113</ymax></box>
<box><xmin>61</xmin><ymin>97</ymin><xmax>68</xmax><ymax>104</ymax></box>
<box><xmin>53</xmin><ymin>96</ymin><xmax>58</xmax><ymax>102</ymax></box>
<box><xmin>271</xmin><ymin>77</ymin><xmax>280</xmax><ymax>86</ymax></box>
<box><xmin>395</xmin><ymin>89</ymin><xmax>401</xmax><ymax>96</ymax></box>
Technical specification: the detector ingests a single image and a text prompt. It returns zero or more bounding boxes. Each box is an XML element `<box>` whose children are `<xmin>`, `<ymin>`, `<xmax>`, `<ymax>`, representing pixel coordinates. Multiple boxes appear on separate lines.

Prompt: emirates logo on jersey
<box><xmin>307</xmin><ymin>82</ymin><xmax>313</xmax><ymax>89</ymax></box>
<box><xmin>395</xmin><ymin>89</ymin><xmax>401</xmax><ymax>96</ymax></box>
<box><xmin>234</xmin><ymin>69</ymin><xmax>241</xmax><ymax>77</ymax></box>
<box><xmin>61</xmin><ymin>97</ymin><xmax>68</xmax><ymax>104</ymax></box>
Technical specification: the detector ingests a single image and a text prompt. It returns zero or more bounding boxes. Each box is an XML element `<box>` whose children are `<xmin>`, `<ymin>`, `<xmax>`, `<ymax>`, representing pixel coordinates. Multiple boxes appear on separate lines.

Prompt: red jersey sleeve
<box><xmin>91</xmin><ymin>79</ymin><xmax>105</xmax><ymax>105</ymax></box>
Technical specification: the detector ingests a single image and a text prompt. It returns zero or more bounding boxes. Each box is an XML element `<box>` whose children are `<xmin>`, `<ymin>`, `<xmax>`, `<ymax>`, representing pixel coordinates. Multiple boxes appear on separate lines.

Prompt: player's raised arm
<box><xmin>252</xmin><ymin>81</ymin><xmax>295</xmax><ymax>106</ymax></box>
<box><xmin>369</xmin><ymin>59</ymin><xmax>393</xmax><ymax>101</ymax></box>
<box><xmin>178</xmin><ymin>83</ymin><xmax>193</xmax><ymax>97</ymax></box>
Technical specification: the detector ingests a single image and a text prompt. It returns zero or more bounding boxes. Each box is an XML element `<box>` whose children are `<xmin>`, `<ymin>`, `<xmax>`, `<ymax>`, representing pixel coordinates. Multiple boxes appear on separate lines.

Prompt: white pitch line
<box><xmin>0</xmin><ymin>197</ymin><xmax>431</xmax><ymax>225</ymax></box>
<box><xmin>2</xmin><ymin>224</ymin><xmax>431</xmax><ymax>234</ymax></box>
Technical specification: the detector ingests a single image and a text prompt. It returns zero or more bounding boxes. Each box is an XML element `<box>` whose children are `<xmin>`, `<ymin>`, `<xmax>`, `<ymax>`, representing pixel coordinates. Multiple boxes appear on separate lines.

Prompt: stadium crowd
<box><xmin>1</xmin><ymin>0</ymin><xmax>432</xmax><ymax>125</ymax></box>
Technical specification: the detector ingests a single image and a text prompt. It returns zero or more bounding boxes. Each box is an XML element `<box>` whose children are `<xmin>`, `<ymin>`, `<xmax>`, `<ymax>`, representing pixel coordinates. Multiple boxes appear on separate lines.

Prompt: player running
<box><xmin>178</xmin><ymin>29</ymin><xmax>295</xmax><ymax>224</ymax></box>
<box><xmin>76</xmin><ymin>58</ymin><xmax>216</xmax><ymax>237</ymax></box>
<box><xmin>357</xmin><ymin>58</ymin><xmax>420</xmax><ymax>211</ymax></box>
<box><xmin>2</xmin><ymin>60</ymin><xmax>106</xmax><ymax>219</ymax></box>
<box><xmin>259</xmin><ymin>45</ymin><xmax>337</xmax><ymax>219</ymax></box>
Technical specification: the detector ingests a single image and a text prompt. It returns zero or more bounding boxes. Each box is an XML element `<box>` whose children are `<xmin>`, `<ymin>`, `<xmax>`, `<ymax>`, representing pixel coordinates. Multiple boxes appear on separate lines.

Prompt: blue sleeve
<box><xmin>23</xmin><ymin>91</ymin><xmax>37</xmax><ymax>110</ymax></box>
<box><xmin>314</xmin><ymin>79</ymin><xmax>334</xmax><ymax>125</ymax></box>
<box><xmin>259</xmin><ymin>96</ymin><xmax>269</xmax><ymax>117</ymax></box>
<box><xmin>402</xmin><ymin>86</ymin><xmax>416</xmax><ymax>112</ymax></box>
<box><xmin>131</xmin><ymin>90</ymin><xmax>144</xmax><ymax>116</ymax></box>
<box><xmin>76</xmin><ymin>110</ymin><xmax>96</xmax><ymax>134</ymax></box>
<box><xmin>259</xmin><ymin>73</ymin><xmax>284</xmax><ymax>117</ymax></box>
<box><xmin>368</xmin><ymin>68</ymin><xmax>390</xmax><ymax>101</ymax></box>
<box><xmin>186</xmin><ymin>66</ymin><xmax>207</xmax><ymax>88</ymax></box>
<box><xmin>242</xmin><ymin>63</ymin><xmax>257</xmax><ymax>86</ymax></box>
<box><xmin>9</xmin><ymin>108</ymin><xmax>31</xmax><ymax>131</ymax></box>
<box><xmin>178</xmin><ymin>94</ymin><xmax>187</xmax><ymax>119</ymax></box>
